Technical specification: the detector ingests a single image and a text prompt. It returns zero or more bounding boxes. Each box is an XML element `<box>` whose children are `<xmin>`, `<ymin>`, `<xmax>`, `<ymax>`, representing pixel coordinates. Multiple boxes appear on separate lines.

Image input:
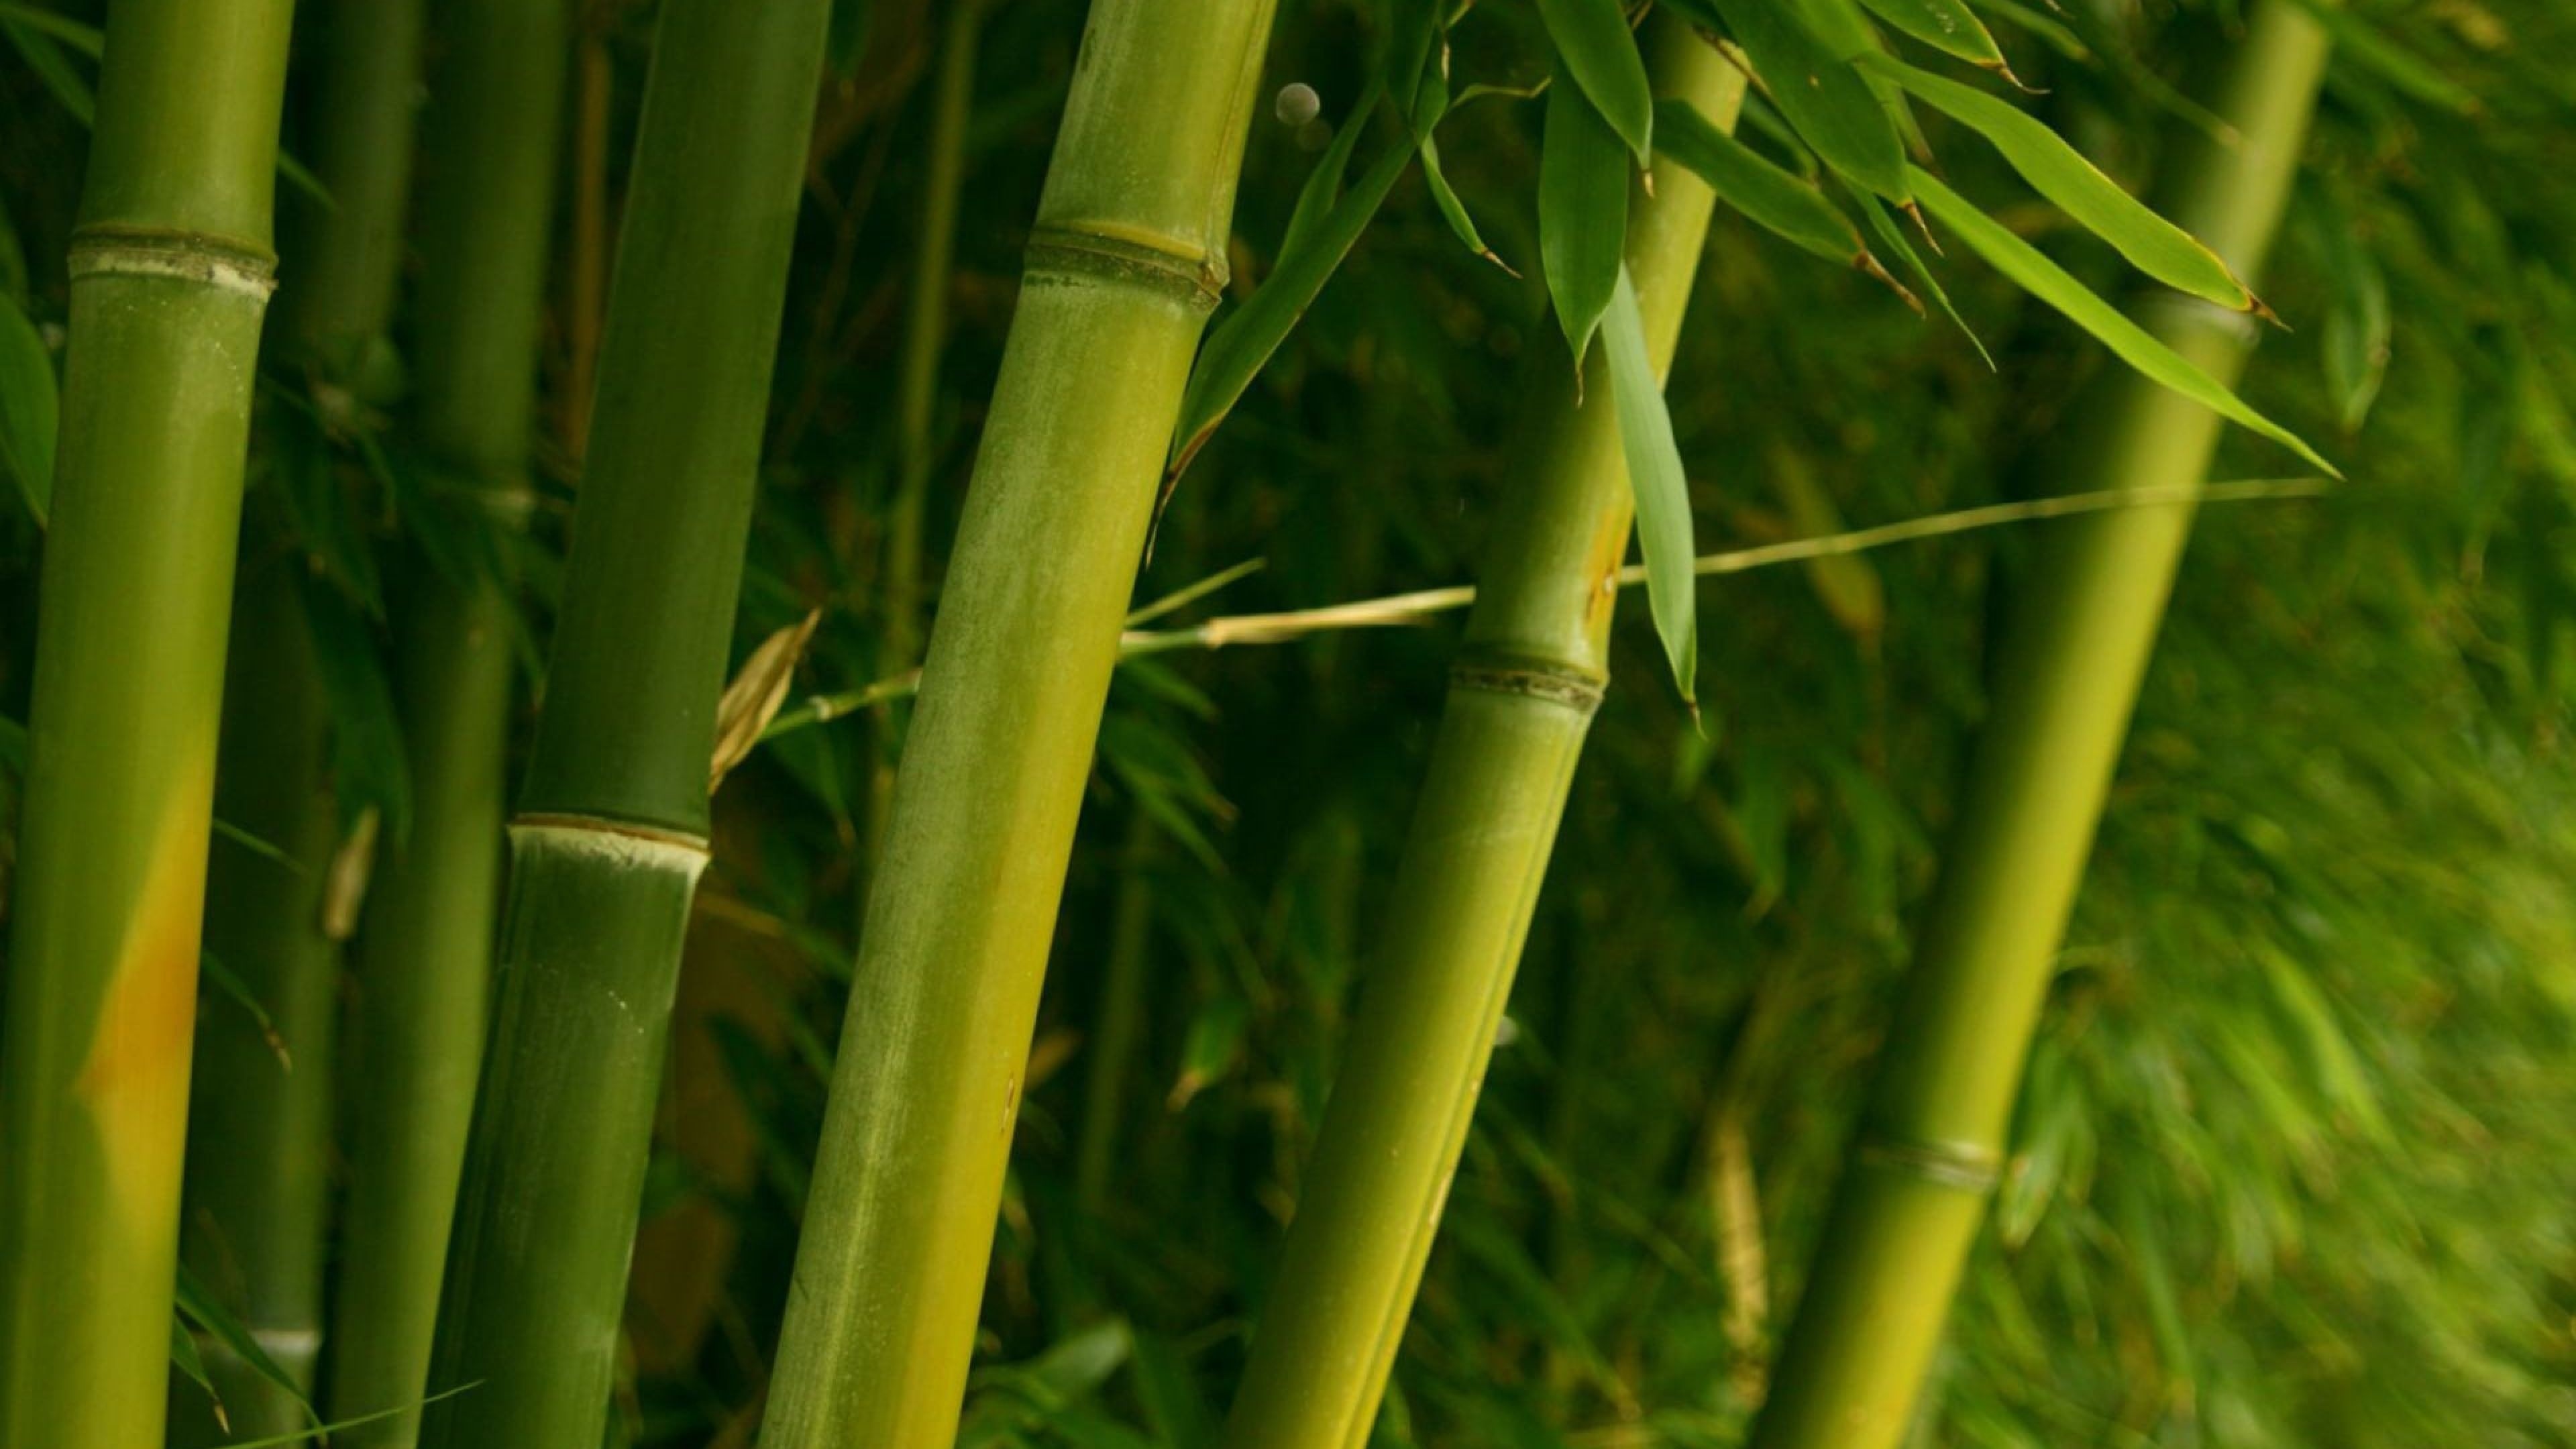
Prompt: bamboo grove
<box><xmin>0</xmin><ymin>1</ymin><xmax>2571</xmax><ymax>1448</ymax></box>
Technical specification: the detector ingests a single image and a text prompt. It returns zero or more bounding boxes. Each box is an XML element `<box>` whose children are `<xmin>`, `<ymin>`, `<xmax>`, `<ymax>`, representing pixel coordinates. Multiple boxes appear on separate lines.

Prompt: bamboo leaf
<box><xmin>0</xmin><ymin>13</ymin><xmax>93</xmax><ymax>125</ymax></box>
<box><xmin>1407</xmin><ymin>47</ymin><xmax>1511</xmax><ymax>272</ymax></box>
<box><xmin>1653</xmin><ymin>97</ymin><xmax>1909</xmax><ymax>304</ymax></box>
<box><xmin>1167</xmin><ymin>99</ymin><xmax>1408</xmax><ymax>488</ymax></box>
<box><xmin>710</xmin><ymin>608</ymin><xmax>823</xmax><ymax>791</ymax></box>
<box><xmin>2309</xmin><ymin>187</ymin><xmax>2390</xmax><ymax>430</ymax></box>
<box><xmin>1541</xmin><ymin>75</ymin><xmax>1628</xmax><ymax>372</ymax></box>
<box><xmin>168</xmin><ymin>1319</ymin><xmax>223</xmax><ymax>1432</ymax></box>
<box><xmin>1280</xmin><ymin>82</ymin><xmax>1377</xmax><ymax>262</ymax></box>
<box><xmin>1860</xmin><ymin>54</ymin><xmax>2267</xmax><ymax>315</ymax></box>
<box><xmin>175</xmin><ymin>1264</ymin><xmax>319</xmax><ymax>1426</ymax></box>
<box><xmin>199</xmin><ymin>949</ymin><xmax>293</xmax><ymax>1073</ymax></box>
<box><xmin>0</xmin><ymin>290</ymin><xmax>55</xmax><ymax>526</ymax></box>
<box><xmin>2284</xmin><ymin>0</ymin><xmax>2477</xmax><ymax>113</ymax></box>
<box><xmin>1534</xmin><ymin>0</ymin><xmax>1654</xmax><ymax>166</ymax></box>
<box><xmin>1603</xmin><ymin>267</ymin><xmax>1699</xmax><ymax>708</ymax></box>
<box><xmin>1909</xmin><ymin>167</ymin><xmax>2339</xmax><ymax>476</ymax></box>
<box><xmin>1856</xmin><ymin>0</ymin><xmax>2021</xmax><ymax>81</ymax></box>
<box><xmin>1165</xmin><ymin>996</ymin><xmax>1252</xmax><ymax>1110</ymax></box>
<box><xmin>297</xmin><ymin>574</ymin><xmax>414</xmax><ymax>841</ymax></box>
<box><xmin>1847</xmin><ymin>175</ymin><xmax>1994</xmax><ymax>367</ymax></box>
<box><xmin>1700</xmin><ymin>0</ymin><xmax>1910</xmax><ymax>200</ymax></box>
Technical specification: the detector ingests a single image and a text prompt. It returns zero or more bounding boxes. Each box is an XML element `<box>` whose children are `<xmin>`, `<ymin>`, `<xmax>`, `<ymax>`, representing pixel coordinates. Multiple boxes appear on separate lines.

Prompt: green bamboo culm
<box><xmin>1212</xmin><ymin>22</ymin><xmax>1743</xmax><ymax>1449</ymax></box>
<box><xmin>758</xmin><ymin>2</ymin><xmax>1277</xmax><ymax>1442</ymax></box>
<box><xmin>1743</xmin><ymin>9</ymin><xmax>2331</xmax><ymax>1448</ymax></box>
<box><xmin>0</xmin><ymin>3</ymin><xmax>297</xmax><ymax>1446</ymax></box>
<box><xmin>416</xmin><ymin>0</ymin><xmax>830</xmax><ymax>1442</ymax></box>
<box><xmin>324</xmin><ymin>1</ymin><xmax>573</xmax><ymax>1444</ymax></box>
<box><xmin>170</xmin><ymin>3</ymin><xmax>429</xmax><ymax>1437</ymax></box>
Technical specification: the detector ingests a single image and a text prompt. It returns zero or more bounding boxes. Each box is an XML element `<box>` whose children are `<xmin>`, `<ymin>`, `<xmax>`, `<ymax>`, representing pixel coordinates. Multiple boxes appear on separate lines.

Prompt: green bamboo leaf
<box><xmin>2309</xmin><ymin>189</ymin><xmax>2390</xmax><ymax>430</ymax></box>
<box><xmin>1909</xmin><ymin>166</ymin><xmax>2339</xmax><ymax>476</ymax></box>
<box><xmin>1534</xmin><ymin>0</ymin><xmax>1654</xmax><ymax>166</ymax></box>
<box><xmin>1280</xmin><ymin>82</ymin><xmax>1378</xmax><ymax>262</ymax></box>
<box><xmin>1857</xmin><ymin>0</ymin><xmax>2021</xmax><ymax>81</ymax></box>
<box><xmin>169</xmin><ymin>1316</ymin><xmax>217</xmax><ymax>1410</ymax></box>
<box><xmin>175</xmin><ymin>1264</ymin><xmax>319</xmax><ymax>1426</ymax></box>
<box><xmin>1703</xmin><ymin>0</ymin><xmax>1910</xmax><ymax>200</ymax></box>
<box><xmin>199</xmin><ymin>949</ymin><xmax>293</xmax><ymax>1073</ymax></box>
<box><xmin>1540</xmin><ymin>74</ymin><xmax>1627</xmax><ymax>370</ymax></box>
<box><xmin>1652</xmin><ymin>97</ymin><xmax>1909</xmax><ymax>304</ymax></box>
<box><xmin>0</xmin><ymin>13</ymin><xmax>91</xmax><ymax>126</ymax></box>
<box><xmin>1860</xmin><ymin>54</ymin><xmax>2267</xmax><ymax>315</ymax></box>
<box><xmin>183</xmin><ymin>1383</ymin><xmax>480</xmax><ymax>1449</ymax></box>
<box><xmin>299</xmin><ymin>575</ymin><xmax>414</xmax><ymax>842</ymax></box>
<box><xmin>1168</xmin><ymin>99</ymin><xmax>1408</xmax><ymax>486</ymax></box>
<box><xmin>2284</xmin><ymin>0</ymin><xmax>2476</xmax><ymax>113</ymax></box>
<box><xmin>1406</xmin><ymin>42</ymin><xmax>1510</xmax><ymax>272</ymax></box>
<box><xmin>1167</xmin><ymin>996</ymin><xmax>1252</xmax><ymax>1110</ymax></box>
<box><xmin>1846</xmin><ymin>175</ymin><xmax>1994</xmax><ymax>368</ymax></box>
<box><xmin>1381</xmin><ymin>0</ymin><xmax>1440</xmax><ymax>115</ymax></box>
<box><xmin>0</xmin><ymin>290</ymin><xmax>56</xmax><ymax>526</ymax></box>
<box><xmin>1602</xmin><ymin>267</ymin><xmax>1698</xmax><ymax>708</ymax></box>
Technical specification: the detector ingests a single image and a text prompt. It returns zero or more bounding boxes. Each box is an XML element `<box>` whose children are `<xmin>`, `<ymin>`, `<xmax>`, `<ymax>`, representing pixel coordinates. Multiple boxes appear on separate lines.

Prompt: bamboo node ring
<box><xmin>508</xmin><ymin>812</ymin><xmax>712</xmax><ymax>876</ymax></box>
<box><xmin>1448</xmin><ymin>654</ymin><xmax>1607</xmax><ymax>713</ymax></box>
<box><xmin>68</xmin><ymin>225</ymin><xmax>278</xmax><ymax>301</ymax></box>
<box><xmin>1856</xmin><ymin>1132</ymin><xmax>2004</xmax><ymax>1193</ymax></box>
<box><xmin>1024</xmin><ymin>223</ymin><xmax>1226</xmax><ymax>313</ymax></box>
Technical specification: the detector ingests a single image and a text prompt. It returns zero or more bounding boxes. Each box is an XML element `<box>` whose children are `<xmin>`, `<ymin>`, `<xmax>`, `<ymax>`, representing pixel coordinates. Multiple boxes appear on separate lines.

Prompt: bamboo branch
<box><xmin>759</xmin><ymin>479</ymin><xmax>2326</xmax><ymax>746</ymax></box>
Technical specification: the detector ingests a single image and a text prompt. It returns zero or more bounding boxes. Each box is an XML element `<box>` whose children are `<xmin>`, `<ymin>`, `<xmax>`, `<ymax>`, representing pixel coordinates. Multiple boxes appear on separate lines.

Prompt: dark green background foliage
<box><xmin>3</xmin><ymin>0</ymin><xmax>2573</xmax><ymax>1445</ymax></box>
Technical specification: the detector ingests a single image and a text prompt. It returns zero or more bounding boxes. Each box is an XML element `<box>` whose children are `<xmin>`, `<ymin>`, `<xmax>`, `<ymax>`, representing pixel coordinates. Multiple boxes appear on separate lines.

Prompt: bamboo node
<box><xmin>68</xmin><ymin>224</ymin><xmax>278</xmax><ymax>301</ymax></box>
<box><xmin>508</xmin><ymin>812</ymin><xmax>712</xmax><ymax>876</ymax></box>
<box><xmin>1855</xmin><ymin>1131</ymin><xmax>2003</xmax><ymax>1193</ymax></box>
<box><xmin>1448</xmin><ymin>653</ymin><xmax>1607</xmax><ymax>714</ymax></box>
<box><xmin>1024</xmin><ymin>223</ymin><xmax>1226</xmax><ymax>313</ymax></box>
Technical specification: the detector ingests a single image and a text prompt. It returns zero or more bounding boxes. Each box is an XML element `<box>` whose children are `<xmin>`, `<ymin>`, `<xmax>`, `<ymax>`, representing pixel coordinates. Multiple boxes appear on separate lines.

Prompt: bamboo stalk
<box><xmin>417</xmin><ymin>0</ymin><xmax>830</xmax><ymax>1443</ymax></box>
<box><xmin>1212</xmin><ymin>22</ymin><xmax>1744</xmax><ymax>1449</ymax></box>
<box><xmin>1744</xmin><ymin>10</ymin><xmax>2331</xmax><ymax>1448</ymax></box>
<box><xmin>757</xmin><ymin>2</ymin><xmax>1277</xmax><ymax>1442</ymax></box>
<box><xmin>321</xmin><ymin>1</ymin><xmax>574</xmax><ymax>1444</ymax></box>
<box><xmin>0</xmin><ymin>3</ymin><xmax>297</xmax><ymax>1445</ymax></box>
<box><xmin>172</xmin><ymin>4</ymin><xmax>427</xmax><ymax>1437</ymax></box>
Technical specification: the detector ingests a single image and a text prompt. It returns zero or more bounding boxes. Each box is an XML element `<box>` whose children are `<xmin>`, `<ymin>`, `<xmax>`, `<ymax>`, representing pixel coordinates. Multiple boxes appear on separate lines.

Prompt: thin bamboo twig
<box><xmin>758</xmin><ymin>479</ymin><xmax>2326</xmax><ymax>743</ymax></box>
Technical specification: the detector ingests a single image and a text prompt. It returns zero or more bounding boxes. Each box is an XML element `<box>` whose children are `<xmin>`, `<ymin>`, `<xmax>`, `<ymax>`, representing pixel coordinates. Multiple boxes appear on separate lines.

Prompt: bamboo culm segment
<box><xmin>0</xmin><ymin>4</ymin><xmax>295</xmax><ymax>1447</ymax></box>
<box><xmin>170</xmin><ymin>3</ymin><xmax>430</xmax><ymax>1438</ymax></box>
<box><xmin>1214</xmin><ymin>23</ymin><xmax>1742</xmax><ymax>1449</ymax></box>
<box><xmin>759</xmin><ymin>2</ymin><xmax>1277</xmax><ymax>1443</ymax></box>
<box><xmin>325</xmin><ymin>1</ymin><xmax>573</xmax><ymax>1444</ymax></box>
<box><xmin>1744</xmin><ymin>10</ymin><xmax>2330</xmax><ymax>1448</ymax></box>
<box><xmin>418</xmin><ymin>0</ymin><xmax>830</xmax><ymax>1442</ymax></box>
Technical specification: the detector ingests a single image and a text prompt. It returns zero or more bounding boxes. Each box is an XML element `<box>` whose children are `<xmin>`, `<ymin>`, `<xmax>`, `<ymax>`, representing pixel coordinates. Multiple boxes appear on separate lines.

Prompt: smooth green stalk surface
<box><xmin>172</xmin><ymin>3</ymin><xmax>427</xmax><ymax>1436</ymax></box>
<box><xmin>417</xmin><ymin>0</ymin><xmax>829</xmax><ymax>1442</ymax></box>
<box><xmin>323</xmin><ymin>1</ymin><xmax>572</xmax><ymax>1443</ymax></box>
<box><xmin>1214</xmin><ymin>24</ymin><xmax>1742</xmax><ymax>1449</ymax></box>
<box><xmin>0</xmin><ymin>3</ymin><xmax>295</xmax><ymax>1446</ymax></box>
<box><xmin>759</xmin><ymin>3</ymin><xmax>1276</xmax><ymax>1443</ymax></box>
<box><xmin>1744</xmin><ymin>10</ymin><xmax>2330</xmax><ymax>1448</ymax></box>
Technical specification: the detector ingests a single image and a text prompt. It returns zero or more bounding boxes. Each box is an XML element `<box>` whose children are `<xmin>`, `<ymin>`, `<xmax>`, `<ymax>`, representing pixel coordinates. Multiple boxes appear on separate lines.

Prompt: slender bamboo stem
<box><xmin>882</xmin><ymin>0</ymin><xmax>983</xmax><ymax>678</ymax></box>
<box><xmin>1213</xmin><ymin>23</ymin><xmax>1743</xmax><ymax>1449</ymax></box>
<box><xmin>0</xmin><ymin>3</ymin><xmax>296</xmax><ymax>1445</ymax></box>
<box><xmin>757</xmin><ymin>2</ymin><xmax>1277</xmax><ymax>1442</ymax></box>
<box><xmin>417</xmin><ymin>0</ymin><xmax>830</xmax><ymax>1443</ymax></box>
<box><xmin>321</xmin><ymin>2</ymin><xmax>574</xmax><ymax>1444</ymax></box>
<box><xmin>1744</xmin><ymin>10</ymin><xmax>2330</xmax><ymax>1448</ymax></box>
<box><xmin>172</xmin><ymin>5</ymin><xmax>427</xmax><ymax>1436</ymax></box>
